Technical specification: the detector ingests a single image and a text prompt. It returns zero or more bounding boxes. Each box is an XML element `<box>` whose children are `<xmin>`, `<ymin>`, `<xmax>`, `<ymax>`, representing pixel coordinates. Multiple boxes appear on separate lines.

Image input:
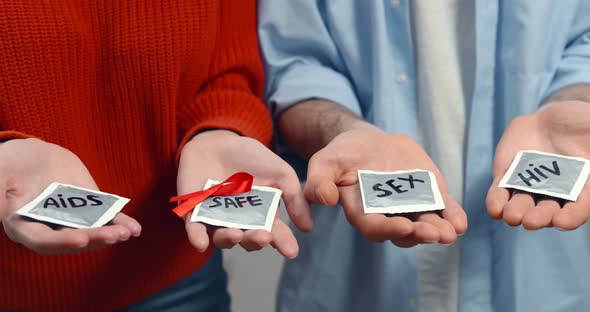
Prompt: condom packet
<box><xmin>16</xmin><ymin>182</ymin><xmax>130</xmax><ymax>228</ymax></box>
<box><xmin>190</xmin><ymin>179</ymin><xmax>282</xmax><ymax>231</ymax></box>
<box><xmin>358</xmin><ymin>169</ymin><xmax>445</xmax><ymax>214</ymax></box>
<box><xmin>498</xmin><ymin>150</ymin><xmax>590</xmax><ymax>201</ymax></box>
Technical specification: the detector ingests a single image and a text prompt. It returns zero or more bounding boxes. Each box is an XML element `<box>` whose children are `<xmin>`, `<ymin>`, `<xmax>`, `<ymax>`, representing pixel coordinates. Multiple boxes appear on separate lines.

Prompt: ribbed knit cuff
<box><xmin>177</xmin><ymin>91</ymin><xmax>273</xmax><ymax>160</ymax></box>
<box><xmin>0</xmin><ymin>130</ymin><xmax>35</xmax><ymax>142</ymax></box>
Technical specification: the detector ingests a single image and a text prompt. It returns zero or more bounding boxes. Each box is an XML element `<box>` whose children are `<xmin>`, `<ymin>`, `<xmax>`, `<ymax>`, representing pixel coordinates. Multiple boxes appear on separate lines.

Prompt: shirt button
<box><xmin>396</xmin><ymin>72</ymin><xmax>408</xmax><ymax>82</ymax></box>
<box><xmin>409</xmin><ymin>297</ymin><xmax>416</xmax><ymax>308</ymax></box>
<box><xmin>391</xmin><ymin>0</ymin><xmax>401</xmax><ymax>8</ymax></box>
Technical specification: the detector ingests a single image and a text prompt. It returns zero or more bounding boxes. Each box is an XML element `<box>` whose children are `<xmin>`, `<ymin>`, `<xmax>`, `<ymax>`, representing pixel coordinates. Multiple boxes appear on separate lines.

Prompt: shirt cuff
<box><xmin>0</xmin><ymin>131</ymin><xmax>35</xmax><ymax>143</ymax></box>
<box><xmin>268</xmin><ymin>63</ymin><xmax>363</xmax><ymax>118</ymax></box>
<box><xmin>543</xmin><ymin>56</ymin><xmax>590</xmax><ymax>103</ymax></box>
<box><xmin>176</xmin><ymin>91</ymin><xmax>273</xmax><ymax>164</ymax></box>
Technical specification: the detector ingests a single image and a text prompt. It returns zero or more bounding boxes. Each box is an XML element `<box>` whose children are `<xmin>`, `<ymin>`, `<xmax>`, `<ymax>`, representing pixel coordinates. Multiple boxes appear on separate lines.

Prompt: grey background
<box><xmin>223</xmin><ymin>204</ymin><xmax>288</xmax><ymax>312</ymax></box>
<box><xmin>196</xmin><ymin>189</ymin><xmax>278</xmax><ymax>227</ymax></box>
<box><xmin>506</xmin><ymin>152</ymin><xmax>585</xmax><ymax>195</ymax></box>
<box><xmin>360</xmin><ymin>171</ymin><xmax>435</xmax><ymax>208</ymax></box>
<box><xmin>28</xmin><ymin>185</ymin><xmax>118</xmax><ymax>227</ymax></box>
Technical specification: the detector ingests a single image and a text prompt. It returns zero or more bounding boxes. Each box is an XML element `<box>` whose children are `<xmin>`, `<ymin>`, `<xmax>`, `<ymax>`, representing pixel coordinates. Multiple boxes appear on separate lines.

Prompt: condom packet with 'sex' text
<box><xmin>358</xmin><ymin>169</ymin><xmax>445</xmax><ymax>214</ymax></box>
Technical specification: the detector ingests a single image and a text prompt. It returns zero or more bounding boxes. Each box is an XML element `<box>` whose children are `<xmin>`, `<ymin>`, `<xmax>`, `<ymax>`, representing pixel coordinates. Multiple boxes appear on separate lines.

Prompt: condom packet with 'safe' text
<box><xmin>190</xmin><ymin>179</ymin><xmax>282</xmax><ymax>231</ymax></box>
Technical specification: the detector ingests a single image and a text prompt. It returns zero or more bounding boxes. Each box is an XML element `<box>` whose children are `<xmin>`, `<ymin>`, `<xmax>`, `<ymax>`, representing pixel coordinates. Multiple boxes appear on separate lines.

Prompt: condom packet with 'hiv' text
<box><xmin>499</xmin><ymin>150</ymin><xmax>590</xmax><ymax>201</ymax></box>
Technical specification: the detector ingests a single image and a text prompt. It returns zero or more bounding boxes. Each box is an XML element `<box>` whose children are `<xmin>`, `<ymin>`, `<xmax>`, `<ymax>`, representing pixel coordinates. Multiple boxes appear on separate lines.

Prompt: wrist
<box><xmin>279</xmin><ymin>99</ymin><xmax>376</xmax><ymax>158</ymax></box>
<box><xmin>184</xmin><ymin>129</ymin><xmax>240</xmax><ymax>151</ymax></box>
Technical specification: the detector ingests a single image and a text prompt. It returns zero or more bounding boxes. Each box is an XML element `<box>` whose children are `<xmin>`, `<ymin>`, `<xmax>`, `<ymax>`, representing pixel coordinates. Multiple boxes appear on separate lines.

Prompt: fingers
<box><xmin>339</xmin><ymin>184</ymin><xmax>414</xmax><ymax>241</ymax></box>
<box><xmin>270</xmin><ymin>220</ymin><xmax>299</xmax><ymax>259</ymax></box>
<box><xmin>552</xmin><ymin>186</ymin><xmax>590</xmax><ymax>230</ymax></box>
<box><xmin>210</xmin><ymin>224</ymin><xmax>296</xmax><ymax>259</ymax></box>
<box><xmin>339</xmin><ymin>180</ymin><xmax>461</xmax><ymax>245</ymax></box>
<box><xmin>213</xmin><ymin>228</ymin><xmax>245</xmax><ymax>248</ymax></box>
<box><xmin>84</xmin><ymin>225</ymin><xmax>129</xmax><ymax>245</ymax></box>
<box><xmin>110</xmin><ymin>213</ymin><xmax>142</xmax><ymax>237</ymax></box>
<box><xmin>276</xmin><ymin>167</ymin><xmax>313</xmax><ymax>232</ymax></box>
<box><xmin>488</xmin><ymin>180</ymin><xmax>590</xmax><ymax>231</ymax></box>
<box><xmin>58</xmin><ymin>225</ymin><xmax>130</xmax><ymax>252</ymax></box>
<box><xmin>346</xmin><ymin>213</ymin><xmax>414</xmax><ymax>242</ymax></box>
<box><xmin>502</xmin><ymin>192</ymin><xmax>535</xmax><ymax>226</ymax></box>
<box><xmin>389</xmin><ymin>212</ymin><xmax>458</xmax><ymax>247</ymax></box>
<box><xmin>49</xmin><ymin>214</ymin><xmax>140</xmax><ymax>252</ymax></box>
<box><xmin>185</xmin><ymin>221</ymin><xmax>211</xmax><ymax>252</ymax></box>
<box><xmin>391</xmin><ymin>236</ymin><xmax>421</xmax><ymax>248</ymax></box>
<box><xmin>304</xmin><ymin>151</ymin><xmax>340</xmax><ymax>206</ymax></box>
<box><xmin>441</xmin><ymin>195</ymin><xmax>468</xmax><ymax>235</ymax></box>
<box><xmin>522</xmin><ymin>198</ymin><xmax>560</xmax><ymax>230</ymax></box>
<box><xmin>415</xmin><ymin>212</ymin><xmax>457</xmax><ymax>244</ymax></box>
<box><xmin>239</xmin><ymin>230</ymin><xmax>272</xmax><ymax>252</ymax></box>
<box><xmin>486</xmin><ymin>177</ymin><xmax>511</xmax><ymax>220</ymax></box>
<box><xmin>3</xmin><ymin>216</ymin><xmax>89</xmax><ymax>255</ymax></box>
<box><xmin>193</xmin><ymin>219</ymin><xmax>298</xmax><ymax>259</ymax></box>
<box><xmin>5</xmin><ymin>215</ymin><xmax>139</xmax><ymax>255</ymax></box>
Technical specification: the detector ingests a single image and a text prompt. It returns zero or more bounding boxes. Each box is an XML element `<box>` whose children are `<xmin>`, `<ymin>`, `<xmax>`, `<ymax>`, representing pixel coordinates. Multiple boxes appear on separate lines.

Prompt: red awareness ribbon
<box><xmin>170</xmin><ymin>172</ymin><xmax>254</xmax><ymax>218</ymax></box>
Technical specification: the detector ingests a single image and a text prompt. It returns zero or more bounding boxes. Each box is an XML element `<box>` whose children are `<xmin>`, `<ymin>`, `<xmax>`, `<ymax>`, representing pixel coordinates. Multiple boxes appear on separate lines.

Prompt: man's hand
<box><xmin>305</xmin><ymin>126</ymin><xmax>467</xmax><ymax>248</ymax></box>
<box><xmin>0</xmin><ymin>138</ymin><xmax>141</xmax><ymax>255</ymax></box>
<box><xmin>278</xmin><ymin>100</ymin><xmax>466</xmax><ymax>248</ymax></box>
<box><xmin>487</xmin><ymin>100</ymin><xmax>590</xmax><ymax>230</ymax></box>
<box><xmin>177</xmin><ymin>130</ymin><xmax>312</xmax><ymax>259</ymax></box>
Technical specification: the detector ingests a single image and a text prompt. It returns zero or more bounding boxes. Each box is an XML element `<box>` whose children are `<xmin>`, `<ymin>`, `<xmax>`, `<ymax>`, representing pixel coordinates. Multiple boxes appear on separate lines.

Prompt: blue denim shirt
<box><xmin>259</xmin><ymin>1</ymin><xmax>590</xmax><ymax>311</ymax></box>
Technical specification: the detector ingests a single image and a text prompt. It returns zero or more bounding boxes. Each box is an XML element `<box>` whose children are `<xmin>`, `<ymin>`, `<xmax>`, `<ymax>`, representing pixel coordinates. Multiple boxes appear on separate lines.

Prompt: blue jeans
<box><xmin>120</xmin><ymin>249</ymin><xmax>231</xmax><ymax>312</ymax></box>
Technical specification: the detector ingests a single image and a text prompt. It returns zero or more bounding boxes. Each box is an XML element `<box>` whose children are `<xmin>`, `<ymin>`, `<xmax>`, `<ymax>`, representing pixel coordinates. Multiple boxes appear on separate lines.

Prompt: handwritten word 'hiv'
<box><xmin>372</xmin><ymin>175</ymin><xmax>425</xmax><ymax>197</ymax></box>
<box><xmin>518</xmin><ymin>161</ymin><xmax>560</xmax><ymax>187</ymax></box>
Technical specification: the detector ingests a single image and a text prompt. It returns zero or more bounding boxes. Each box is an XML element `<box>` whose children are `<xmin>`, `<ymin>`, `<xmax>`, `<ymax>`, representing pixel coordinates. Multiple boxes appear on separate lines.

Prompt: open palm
<box><xmin>305</xmin><ymin>127</ymin><xmax>467</xmax><ymax>248</ymax></box>
<box><xmin>177</xmin><ymin>130</ymin><xmax>312</xmax><ymax>259</ymax></box>
<box><xmin>0</xmin><ymin>139</ymin><xmax>141</xmax><ymax>255</ymax></box>
<box><xmin>487</xmin><ymin>101</ymin><xmax>590</xmax><ymax>230</ymax></box>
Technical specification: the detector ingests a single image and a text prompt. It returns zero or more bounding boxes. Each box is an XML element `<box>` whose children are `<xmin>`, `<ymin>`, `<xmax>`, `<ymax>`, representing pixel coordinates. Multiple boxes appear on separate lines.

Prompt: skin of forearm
<box><xmin>545</xmin><ymin>83</ymin><xmax>590</xmax><ymax>104</ymax></box>
<box><xmin>278</xmin><ymin>99</ymin><xmax>377</xmax><ymax>159</ymax></box>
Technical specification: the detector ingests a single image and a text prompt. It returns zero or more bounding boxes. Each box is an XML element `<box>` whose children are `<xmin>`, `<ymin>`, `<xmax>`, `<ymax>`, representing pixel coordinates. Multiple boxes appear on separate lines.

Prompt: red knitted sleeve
<box><xmin>0</xmin><ymin>131</ymin><xmax>34</xmax><ymax>143</ymax></box>
<box><xmin>177</xmin><ymin>0</ymin><xmax>272</xmax><ymax>151</ymax></box>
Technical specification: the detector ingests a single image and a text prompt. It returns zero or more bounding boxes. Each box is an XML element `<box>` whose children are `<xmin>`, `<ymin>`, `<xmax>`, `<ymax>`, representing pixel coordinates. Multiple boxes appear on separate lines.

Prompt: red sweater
<box><xmin>0</xmin><ymin>1</ymin><xmax>272</xmax><ymax>310</ymax></box>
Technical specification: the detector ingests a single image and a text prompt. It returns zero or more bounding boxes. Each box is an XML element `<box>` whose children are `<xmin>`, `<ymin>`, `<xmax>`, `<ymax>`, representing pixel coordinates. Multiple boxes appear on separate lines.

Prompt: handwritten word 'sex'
<box><xmin>372</xmin><ymin>175</ymin><xmax>425</xmax><ymax>197</ymax></box>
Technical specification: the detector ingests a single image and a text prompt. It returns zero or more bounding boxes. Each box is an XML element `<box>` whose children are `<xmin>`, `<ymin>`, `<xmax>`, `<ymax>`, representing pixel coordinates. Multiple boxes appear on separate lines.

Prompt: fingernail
<box><xmin>197</xmin><ymin>242</ymin><xmax>208</xmax><ymax>252</ymax></box>
<box><xmin>286</xmin><ymin>253</ymin><xmax>298</xmax><ymax>260</ymax></box>
<box><xmin>284</xmin><ymin>243</ymin><xmax>299</xmax><ymax>259</ymax></box>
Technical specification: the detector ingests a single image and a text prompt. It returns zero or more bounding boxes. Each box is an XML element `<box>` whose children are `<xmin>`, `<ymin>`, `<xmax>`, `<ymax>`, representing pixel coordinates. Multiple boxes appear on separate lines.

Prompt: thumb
<box><xmin>276</xmin><ymin>166</ymin><xmax>313</xmax><ymax>232</ymax></box>
<box><xmin>304</xmin><ymin>151</ymin><xmax>340</xmax><ymax>207</ymax></box>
